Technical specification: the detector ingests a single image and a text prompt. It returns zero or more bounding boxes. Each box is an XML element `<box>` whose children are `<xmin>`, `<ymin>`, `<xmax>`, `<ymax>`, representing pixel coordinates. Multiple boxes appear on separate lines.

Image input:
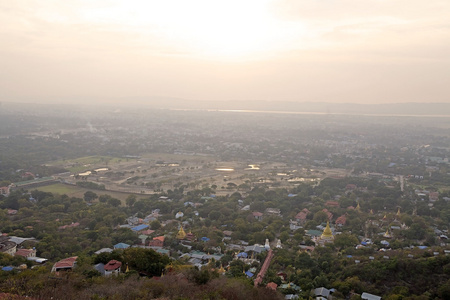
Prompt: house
<box><xmin>346</xmin><ymin>184</ymin><xmax>357</xmax><ymax>191</ymax></box>
<box><xmin>244</xmin><ymin>244</ymin><xmax>266</xmax><ymax>254</ymax></box>
<box><xmin>58</xmin><ymin>222</ymin><xmax>80</xmax><ymax>230</ymax></box>
<box><xmin>14</xmin><ymin>248</ymin><xmax>36</xmax><ymax>258</ymax></box>
<box><xmin>7</xmin><ymin>209</ymin><xmax>17</xmax><ymax>215</ymax></box>
<box><xmin>185</xmin><ymin>232</ymin><xmax>196</xmax><ymax>241</ymax></box>
<box><xmin>335</xmin><ymin>215</ymin><xmax>347</xmax><ymax>226</ymax></box>
<box><xmin>429</xmin><ymin>192</ymin><xmax>439</xmax><ymax>202</ymax></box>
<box><xmin>314</xmin><ymin>287</ymin><xmax>330</xmax><ymax>299</ymax></box>
<box><xmin>0</xmin><ymin>237</ymin><xmax>17</xmax><ymax>256</ymax></box>
<box><xmin>94</xmin><ymin>263</ymin><xmax>105</xmax><ymax>276</ymax></box>
<box><xmin>51</xmin><ymin>256</ymin><xmax>78</xmax><ymax>273</ymax></box>
<box><xmin>325</xmin><ymin>201</ymin><xmax>339</xmax><ymax>207</ymax></box>
<box><xmin>252</xmin><ymin>212</ymin><xmax>263</xmax><ymax>221</ymax></box>
<box><xmin>104</xmin><ymin>260</ymin><xmax>122</xmax><ymax>276</ymax></box>
<box><xmin>265</xmin><ymin>208</ymin><xmax>281</xmax><ymax>217</ymax></box>
<box><xmin>322</xmin><ymin>209</ymin><xmax>333</xmax><ymax>221</ymax></box>
<box><xmin>294</xmin><ymin>208</ymin><xmax>310</xmax><ymax>225</ymax></box>
<box><xmin>114</xmin><ymin>243</ymin><xmax>130</xmax><ymax>250</ymax></box>
<box><xmin>0</xmin><ymin>186</ymin><xmax>10</xmax><ymax>196</ymax></box>
<box><xmin>361</xmin><ymin>292</ymin><xmax>382</xmax><ymax>300</ymax></box>
<box><xmin>141</xmin><ymin>229</ymin><xmax>155</xmax><ymax>236</ymax></box>
<box><xmin>149</xmin><ymin>236</ymin><xmax>165</xmax><ymax>248</ymax></box>
<box><xmin>131</xmin><ymin>224</ymin><xmax>149</xmax><ymax>232</ymax></box>
<box><xmin>266</xmin><ymin>282</ymin><xmax>278</xmax><ymax>291</ymax></box>
<box><xmin>94</xmin><ymin>248</ymin><xmax>113</xmax><ymax>255</ymax></box>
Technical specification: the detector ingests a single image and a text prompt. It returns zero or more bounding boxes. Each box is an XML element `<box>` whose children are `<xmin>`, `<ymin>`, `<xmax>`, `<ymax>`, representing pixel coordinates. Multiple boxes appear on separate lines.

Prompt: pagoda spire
<box><xmin>321</xmin><ymin>221</ymin><xmax>333</xmax><ymax>239</ymax></box>
<box><xmin>176</xmin><ymin>224</ymin><xmax>186</xmax><ymax>239</ymax></box>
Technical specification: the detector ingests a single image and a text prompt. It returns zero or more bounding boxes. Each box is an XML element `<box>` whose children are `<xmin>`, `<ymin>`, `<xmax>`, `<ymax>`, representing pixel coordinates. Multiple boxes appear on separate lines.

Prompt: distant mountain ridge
<box><xmin>3</xmin><ymin>97</ymin><xmax>450</xmax><ymax>116</ymax></box>
<box><xmin>118</xmin><ymin>97</ymin><xmax>450</xmax><ymax>116</ymax></box>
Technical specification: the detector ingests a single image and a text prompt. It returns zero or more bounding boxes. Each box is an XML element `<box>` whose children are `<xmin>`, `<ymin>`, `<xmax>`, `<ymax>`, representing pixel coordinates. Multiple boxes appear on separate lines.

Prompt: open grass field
<box><xmin>47</xmin><ymin>156</ymin><xmax>123</xmax><ymax>172</ymax></box>
<box><xmin>34</xmin><ymin>183</ymin><xmax>145</xmax><ymax>202</ymax></box>
<box><xmin>140</xmin><ymin>153</ymin><xmax>216</xmax><ymax>163</ymax></box>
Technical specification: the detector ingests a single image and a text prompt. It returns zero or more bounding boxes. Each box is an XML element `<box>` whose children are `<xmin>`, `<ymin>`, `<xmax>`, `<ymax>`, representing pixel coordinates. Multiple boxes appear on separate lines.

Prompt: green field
<box><xmin>47</xmin><ymin>156</ymin><xmax>123</xmax><ymax>172</ymax></box>
<box><xmin>34</xmin><ymin>183</ymin><xmax>144</xmax><ymax>202</ymax></box>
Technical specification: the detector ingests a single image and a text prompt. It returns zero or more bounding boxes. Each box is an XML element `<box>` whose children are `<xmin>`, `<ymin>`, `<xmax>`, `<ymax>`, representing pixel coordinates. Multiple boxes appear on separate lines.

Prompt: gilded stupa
<box><xmin>315</xmin><ymin>221</ymin><xmax>334</xmax><ymax>246</ymax></box>
<box><xmin>176</xmin><ymin>224</ymin><xmax>186</xmax><ymax>240</ymax></box>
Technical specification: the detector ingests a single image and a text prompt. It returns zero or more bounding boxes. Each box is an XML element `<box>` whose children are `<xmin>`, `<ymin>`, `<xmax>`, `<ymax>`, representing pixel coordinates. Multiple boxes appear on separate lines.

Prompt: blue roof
<box><xmin>288</xmin><ymin>194</ymin><xmax>297</xmax><ymax>197</ymax></box>
<box><xmin>201</xmin><ymin>237</ymin><xmax>210</xmax><ymax>242</ymax></box>
<box><xmin>114</xmin><ymin>242</ymin><xmax>130</xmax><ymax>249</ymax></box>
<box><xmin>132</xmin><ymin>224</ymin><xmax>149</xmax><ymax>232</ymax></box>
<box><xmin>245</xmin><ymin>271</ymin><xmax>254</xmax><ymax>278</ymax></box>
<box><xmin>237</xmin><ymin>252</ymin><xmax>248</xmax><ymax>258</ymax></box>
<box><xmin>418</xmin><ymin>246</ymin><xmax>428</xmax><ymax>249</ymax></box>
<box><xmin>2</xmin><ymin>266</ymin><xmax>13</xmax><ymax>271</ymax></box>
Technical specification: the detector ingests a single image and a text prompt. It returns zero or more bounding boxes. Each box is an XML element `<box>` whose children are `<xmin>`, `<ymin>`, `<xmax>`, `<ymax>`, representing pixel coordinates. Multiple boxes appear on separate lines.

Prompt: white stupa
<box><xmin>276</xmin><ymin>239</ymin><xmax>282</xmax><ymax>249</ymax></box>
<box><xmin>265</xmin><ymin>238</ymin><xmax>270</xmax><ymax>250</ymax></box>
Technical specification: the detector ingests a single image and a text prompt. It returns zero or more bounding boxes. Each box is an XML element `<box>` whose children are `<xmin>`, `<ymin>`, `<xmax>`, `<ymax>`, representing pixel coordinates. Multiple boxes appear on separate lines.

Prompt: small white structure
<box><xmin>276</xmin><ymin>239</ymin><xmax>282</xmax><ymax>249</ymax></box>
<box><xmin>265</xmin><ymin>239</ymin><xmax>270</xmax><ymax>250</ymax></box>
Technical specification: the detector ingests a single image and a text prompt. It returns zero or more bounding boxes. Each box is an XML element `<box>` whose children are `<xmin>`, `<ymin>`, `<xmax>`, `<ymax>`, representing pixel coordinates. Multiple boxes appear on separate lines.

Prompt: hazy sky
<box><xmin>1</xmin><ymin>0</ymin><xmax>449</xmax><ymax>104</ymax></box>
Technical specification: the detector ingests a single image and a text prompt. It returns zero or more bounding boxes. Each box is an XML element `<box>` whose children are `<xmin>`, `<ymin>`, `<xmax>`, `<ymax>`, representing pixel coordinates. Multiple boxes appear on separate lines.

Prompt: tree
<box><xmin>107</xmin><ymin>197</ymin><xmax>121</xmax><ymax>207</ymax></box>
<box><xmin>126</xmin><ymin>195</ymin><xmax>137</xmax><ymax>207</ymax></box>
<box><xmin>150</xmin><ymin>220</ymin><xmax>161</xmax><ymax>230</ymax></box>
<box><xmin>334</xmin><ymin>233</ymin><xmax>359</xmax><ymax>250</ymax></box>
<box><xmin>313</xmin><ymin>211</ymin><xmax>328</xmax><ymax>223</ymax></box>
<box><xmin>84</xmin><ymin>191</ymin><xmax>98</xmax><ymax>202</ymax></box>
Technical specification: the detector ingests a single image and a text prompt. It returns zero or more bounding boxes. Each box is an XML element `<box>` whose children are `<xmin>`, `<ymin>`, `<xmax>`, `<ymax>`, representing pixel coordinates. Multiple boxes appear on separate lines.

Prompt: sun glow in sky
<box><xmin>1</xmin><ymin>0</ymin><xmax>450</xmax><ymax>104</ymax></box>
<box><xmin>76</xmin><ymin>0</ymin><xmax>307</xmax><ymax>59</ymax></box>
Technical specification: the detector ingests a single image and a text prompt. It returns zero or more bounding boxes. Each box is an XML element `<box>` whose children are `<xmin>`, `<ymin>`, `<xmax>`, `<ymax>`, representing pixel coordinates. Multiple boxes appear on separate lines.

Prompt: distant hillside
<box><xmin>3</xmin><ymin>97</ymin><xmax>450</xmax><ymax>116</ymax></box>
<box><xmin>117</xmin><ymin>97</ymin><xmax>450</xmax><ymax>116</ymax></box>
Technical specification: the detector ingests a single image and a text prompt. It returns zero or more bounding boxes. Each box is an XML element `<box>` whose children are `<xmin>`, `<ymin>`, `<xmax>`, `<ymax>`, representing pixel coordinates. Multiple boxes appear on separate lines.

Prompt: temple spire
<box><xmin>321</xmin><ymin>221</ymin><xmax>333</xmax><ymax>239</ymax></box>
<box><xmin>176</xmin><ymin>224</ymin><xmax>186</xmax><ymax>239</ymax></box>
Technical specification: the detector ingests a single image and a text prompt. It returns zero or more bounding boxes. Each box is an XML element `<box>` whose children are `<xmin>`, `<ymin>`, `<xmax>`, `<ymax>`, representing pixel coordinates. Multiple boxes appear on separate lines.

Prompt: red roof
<box><xmin>346</xmin><ymin>184</ymin><xmax>357</xmax><ymax>190</ymax></box>
<box><xmin>53</xmin><ymin>256</ymin><xmax>77</xmax><ymax>269</ymax></box>
<box><xmin>149</xmin><ymin>236</ymin><xmax>165</xmax><ymax>247</ymax></box>
<box><xmin>336</xmin><ymin>215</ymin><xmax>347</xmax><ymax>225</ymax></box>
<box><xmin>185</xmin><ymin>232</ymin><xmax>196</xmax><ymax>241</ymax></box>
<box><xmin>325</xmin><ymin>201</ymin><xmax>339</xmax><ymax>207</ymax></box>
<box><xmin>153</xmin><ymin>236</ymin><xmax>165</xmax><ymax>242</ymax></box>
<box><xmin>104</xmin><ymin>260</ymin><xmax>122</xmax><ymax>271</ymax></box>
<box><xmin>266</xmin><ymin>282</ymin><xmax>278</xmax><ymax>290</ymax></box>
<box><xmin>14</xmin><ymin>249</ymin><xmax>35</xmax><ymax>257</ymax></box>
<box><xmin>295</xmin><ymin>208</ymin><xmax>310</xmax><ymax>220</ymax></box>
<box><xmin>141</xmin><ymin>229</ymin><xmax>155</xmax><ymax>235</ymax></box>
<box><xmin>322</xmin><ymin>208</ymin><xmax>333</xmax><ymax>220</ymax></box>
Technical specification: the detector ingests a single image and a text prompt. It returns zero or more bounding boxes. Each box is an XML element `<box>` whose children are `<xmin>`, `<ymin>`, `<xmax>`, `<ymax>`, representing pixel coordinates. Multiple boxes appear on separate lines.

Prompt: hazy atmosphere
<box><xmin>1</xmin><ymin>0</ymin><xmax>450</xmax><ymax>104</ymax></box>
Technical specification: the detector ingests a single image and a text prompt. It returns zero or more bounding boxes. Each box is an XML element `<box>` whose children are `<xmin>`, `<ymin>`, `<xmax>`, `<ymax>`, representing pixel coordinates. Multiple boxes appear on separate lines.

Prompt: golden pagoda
<box><xmin>176</xmin><ymin>224</ymin><xmax>186</xmax><ymax>240</ymax></box>
<box><xmin>356</xmin><ymin>202</ymin><xmax>361</xmax><ymax>212</ymax></box>
<box><xmin>396</xmin><ymin>208</ymin><xmax>401</xmax><ymax>216</ymax></box>
<box><xmin>316</xmin><ymin>221</ymin><xmax>334</xmax><ymax>246</ymax></box>
<box><xmin>383</xmin><ymin>229</ymin><xmax>391</xmax><ymax>238</ymax></box>
<box><xmin>321</xmin><ymin>221</ymin><xmax>333</xmax><ymax>239</ymax></box>
<box><xmin>218</xmin><ymin>265</ymin><xmax>226</xmax><ymax>274</ymax></box>
<box><xmin>370</xmin><ymin>209</ymin><xmax>374</xmax><ymax>214</ymax></box>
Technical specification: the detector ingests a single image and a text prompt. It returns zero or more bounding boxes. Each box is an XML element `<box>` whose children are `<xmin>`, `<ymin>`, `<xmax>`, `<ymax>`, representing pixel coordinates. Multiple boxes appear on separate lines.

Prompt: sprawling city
<box><xmin>0</xmin><ymin>102</ymin><xmax>449</xmax><ymax>299</ymax></box>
